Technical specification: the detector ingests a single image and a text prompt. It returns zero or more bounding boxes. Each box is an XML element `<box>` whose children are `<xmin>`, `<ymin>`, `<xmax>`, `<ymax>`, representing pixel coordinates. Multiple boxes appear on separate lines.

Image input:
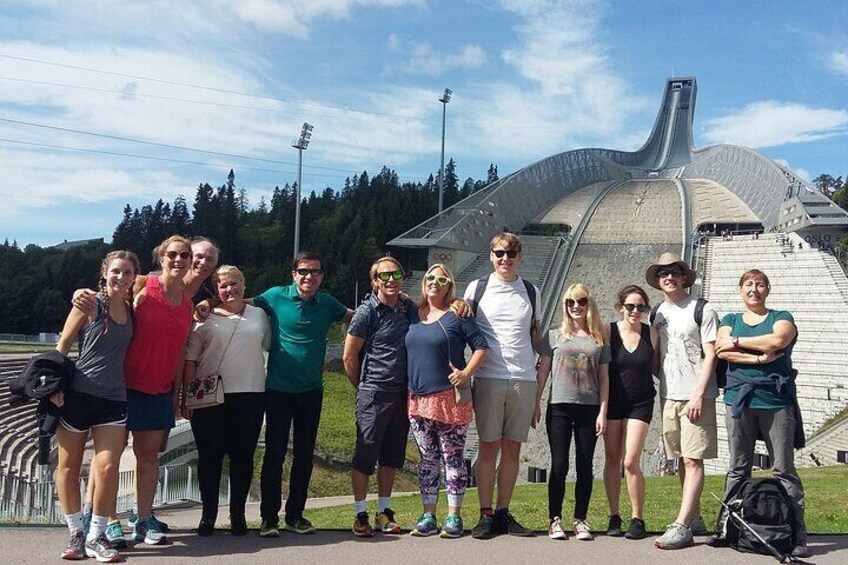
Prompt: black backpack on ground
<box><xmin>719</xmin><ymin>477</ymin><xmax>796</xmax><ymax>557</ymax></box>
<box><xmin>650</xmin><ymin>296</ymin><xmax>728</xmax><ymax>388</ymax></box>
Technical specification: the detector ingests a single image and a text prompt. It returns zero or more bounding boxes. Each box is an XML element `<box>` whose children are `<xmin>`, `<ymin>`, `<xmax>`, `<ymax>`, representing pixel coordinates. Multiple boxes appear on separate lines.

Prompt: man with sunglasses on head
<box><xmin>343</xmin><ymin>256</ymin><xmax>414</xmax><ymax>537</ymax></box>
<box><xmin>645</xmin><ymin>252</ymin><xmax>719</xmax><ymax>550</ymax></box>
<box><xmin>254</xmin><ymin>251</ymin><xmax>354</xmax><ymax>538</ymax></box>
<box><xmin>464</xmin><ymin>232</ymin><xmax>541</xmax><ymax>539</ymax></box>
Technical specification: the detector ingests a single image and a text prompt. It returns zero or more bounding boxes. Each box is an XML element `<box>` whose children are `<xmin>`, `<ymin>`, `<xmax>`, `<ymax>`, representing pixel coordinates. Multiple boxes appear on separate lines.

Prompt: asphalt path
<box><xmin>1</xmin><ymin>527</ymin><xmax>845</xmax><ymax>564</ymax></box>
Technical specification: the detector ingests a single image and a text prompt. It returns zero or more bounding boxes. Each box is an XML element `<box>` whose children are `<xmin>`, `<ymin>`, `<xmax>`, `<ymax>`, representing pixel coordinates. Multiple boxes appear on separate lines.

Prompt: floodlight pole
<box><xmin>292</xmin><ymin>122</ymin><xmax>313</xmax><ymax>259</ymax></box>
<box><xmin>438</xmin><ymin>88</ymin><xmax>452</xmax><ymax>215</ymax></box>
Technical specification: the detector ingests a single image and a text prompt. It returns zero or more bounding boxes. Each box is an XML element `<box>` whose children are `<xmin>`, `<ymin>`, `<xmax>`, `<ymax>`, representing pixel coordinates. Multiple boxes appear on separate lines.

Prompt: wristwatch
<box><xmin>731</xmin><ymin>336</ymin><xmax>740</xmax><ymax>348</ymax></box>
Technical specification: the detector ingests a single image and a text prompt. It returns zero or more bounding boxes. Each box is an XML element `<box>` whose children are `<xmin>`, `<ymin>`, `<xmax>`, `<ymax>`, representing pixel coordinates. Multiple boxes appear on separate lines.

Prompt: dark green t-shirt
<box><xmin>721</xmin><ymin>310</ymin><xmax>795</xmax><ymax>410</ymax></box>
<box><xmin>255</xmin><ymin>284</ymin><xmax>348</xmax><ymax>393</ymax></box>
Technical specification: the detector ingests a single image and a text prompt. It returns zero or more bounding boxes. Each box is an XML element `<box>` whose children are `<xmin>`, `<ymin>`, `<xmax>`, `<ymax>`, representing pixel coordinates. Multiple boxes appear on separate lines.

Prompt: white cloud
<box><xmin>398</xmin><ymin>42</ymin><xmax>487</xmax><ymax>76</ymax></box>
<box><xmin>773</xmin><ymin>159</ymin><xmax>811</xmax><ymax>182</ymax></box>
<box><xmin>829</xmin><ymin>50</ymin><xmax>848</xmax><ymax>77</ymax></box>
<box><xmin>703</xmin><ymin>101</ymin><xmax>848</xmax><ymax>148</ymax></box>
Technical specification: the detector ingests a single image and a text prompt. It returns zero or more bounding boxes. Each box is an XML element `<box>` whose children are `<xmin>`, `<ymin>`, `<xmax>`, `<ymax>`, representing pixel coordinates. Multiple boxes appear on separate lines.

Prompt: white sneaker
<box><xmin>573</xmin><ymin>519</ymin><xmax>594</xmax><ymax>541</ymax></box>
<box><xmin>548</xmin><ymin>517</ymin><xmax>566</xmax><ymax>540</ymax></box>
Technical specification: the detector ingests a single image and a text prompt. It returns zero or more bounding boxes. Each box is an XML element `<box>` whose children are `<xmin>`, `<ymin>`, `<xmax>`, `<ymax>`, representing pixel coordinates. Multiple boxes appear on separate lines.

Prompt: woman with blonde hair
<box><xmin>405</xmin><ymin>263</ymin><xmax>488</xmax><ymax>538</ymax></box>
<box><xmin>536</xmin><ymin>283</ymin><xmax>609</xmax><ymax>541</ymax></box>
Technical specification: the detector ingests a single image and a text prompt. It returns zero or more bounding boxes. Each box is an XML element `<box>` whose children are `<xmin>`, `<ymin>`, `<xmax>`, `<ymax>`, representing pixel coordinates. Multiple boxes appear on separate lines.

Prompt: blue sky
<box><xmin>1</xmin><ymin>0</ymin><xmax>847</xmax><ymax>247</ymax></box>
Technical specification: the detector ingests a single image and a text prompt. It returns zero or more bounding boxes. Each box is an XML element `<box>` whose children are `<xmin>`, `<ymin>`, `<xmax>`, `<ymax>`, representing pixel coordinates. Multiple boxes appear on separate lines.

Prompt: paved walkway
<box><xmin>0</xmin><ymin>527</ymin><xmax>844</xmax><ymax>564</ymax></box>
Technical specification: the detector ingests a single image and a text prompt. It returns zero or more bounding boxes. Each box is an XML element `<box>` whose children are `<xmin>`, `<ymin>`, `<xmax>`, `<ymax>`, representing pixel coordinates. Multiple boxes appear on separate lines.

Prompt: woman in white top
<box><xmin>183</xmin><ymin>265</ymin><xmax>270</xmax><ymax>537</ymax></box>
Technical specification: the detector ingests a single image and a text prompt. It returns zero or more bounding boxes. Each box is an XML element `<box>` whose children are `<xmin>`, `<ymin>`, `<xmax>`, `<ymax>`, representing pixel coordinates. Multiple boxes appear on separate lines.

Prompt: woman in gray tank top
<box><xmin>51</xmin><ymin>250</ymin><xmax>139</xmax><ymax>562</ymax></box>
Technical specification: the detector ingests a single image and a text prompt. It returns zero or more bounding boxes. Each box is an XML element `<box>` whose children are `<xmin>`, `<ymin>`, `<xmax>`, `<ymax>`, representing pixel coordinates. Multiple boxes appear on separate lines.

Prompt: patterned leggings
<box><xmin>409</xmin><ymin>417</ymin><xmax>469</xmax><ymax>507</ymax></box>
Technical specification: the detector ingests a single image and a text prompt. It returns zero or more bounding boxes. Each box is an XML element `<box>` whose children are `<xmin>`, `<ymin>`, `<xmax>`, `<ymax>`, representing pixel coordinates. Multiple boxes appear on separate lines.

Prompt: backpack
<box><xmin>650</xmin><ymin>296</ymin><xmax>728</xmax><ymax>388</ymax></box>
<box><xmin>719</xmin><ymin>478</ymin><xmax>796</xmax><ymax>557</ymax></box>
<box><xmin>467</xmin><ymin>275</ymin><xmax>540</xmax><ymax>350</ymax></box>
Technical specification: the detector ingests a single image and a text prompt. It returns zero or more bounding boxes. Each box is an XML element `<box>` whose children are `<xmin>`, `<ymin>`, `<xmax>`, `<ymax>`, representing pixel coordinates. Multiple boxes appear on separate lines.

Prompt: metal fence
<box><xmin>0</xmin><ymin>462</ymin><xmax>252</xmax><ymax>524</ymax></box>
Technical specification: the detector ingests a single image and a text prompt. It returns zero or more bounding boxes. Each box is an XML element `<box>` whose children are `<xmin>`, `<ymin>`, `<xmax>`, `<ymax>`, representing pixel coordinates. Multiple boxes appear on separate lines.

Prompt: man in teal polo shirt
<box><xmin>256</xmin><ymin>251</ymin><xmax>353</xmax><ymax>537</ymax></box>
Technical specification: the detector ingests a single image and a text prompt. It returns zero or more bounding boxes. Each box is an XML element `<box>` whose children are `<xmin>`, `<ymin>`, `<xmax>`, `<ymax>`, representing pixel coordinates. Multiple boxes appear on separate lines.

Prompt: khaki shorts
<box><xmin>662</xmin><ymin>398</ymin><xmax>718</xmax><ymax>460</ymax></box>
<box><xmin>472</xmin><ymin>377</ymin><xmax>537</xmax><ymax>443</ymax></box>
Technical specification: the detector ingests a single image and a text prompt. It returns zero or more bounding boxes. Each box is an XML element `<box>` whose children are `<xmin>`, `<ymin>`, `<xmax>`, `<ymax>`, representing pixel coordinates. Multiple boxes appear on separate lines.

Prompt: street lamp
<box><xmin>292</xmin><ymin>122</ymin><xmax>313</xmax><ymax>258</ymax></box>
<box><xmin>438</xmin><ymin>88</ymin><xmax>452</xmax><ymax>215</ymax></box>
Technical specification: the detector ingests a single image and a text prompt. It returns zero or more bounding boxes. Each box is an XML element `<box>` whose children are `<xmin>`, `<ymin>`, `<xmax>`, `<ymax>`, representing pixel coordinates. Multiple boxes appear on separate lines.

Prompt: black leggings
<box><xmin>546</xmin><ymin>402</ymin><xmax>599</xmax><ymax>521</ymax></box>
<box><xmin>190</xmin><ymin>392</ymin><xmax>265</xmax><ymax>520</ymax></box>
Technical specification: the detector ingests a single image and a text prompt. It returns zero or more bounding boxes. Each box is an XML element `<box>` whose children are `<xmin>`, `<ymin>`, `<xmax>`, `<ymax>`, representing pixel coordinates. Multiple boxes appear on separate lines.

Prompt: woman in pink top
<box><xmin>123</xmin><ymin>235</ymin><xmax>193</xmax><ymax>545</ymax></box>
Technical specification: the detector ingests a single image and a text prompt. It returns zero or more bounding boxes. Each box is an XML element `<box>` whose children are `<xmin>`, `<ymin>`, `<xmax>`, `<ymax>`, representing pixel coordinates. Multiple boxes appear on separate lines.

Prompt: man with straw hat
<box><xmin>646</xmin><ymin>253</ymin><xmax>719</xmax><ymax>550</ymax></box>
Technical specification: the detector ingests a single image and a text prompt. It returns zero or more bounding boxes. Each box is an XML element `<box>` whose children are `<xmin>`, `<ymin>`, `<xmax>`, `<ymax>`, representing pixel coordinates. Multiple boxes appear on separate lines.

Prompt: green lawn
<box><xmin>303</xmin><ymin>465</ymin><xmax>848</xmax><ymax>534</ymax></box>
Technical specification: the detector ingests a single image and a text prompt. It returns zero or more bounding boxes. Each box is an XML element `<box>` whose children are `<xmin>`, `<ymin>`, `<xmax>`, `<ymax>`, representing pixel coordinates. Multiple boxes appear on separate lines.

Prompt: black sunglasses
<box><xmin>492</xmin><ymin>249</ymin><xmax>518</xmax><ymax>258</ymax></box>
<box><xmin>657</xmin><ymin>267</ymin><xmax>685</xmax><ymax>278</ymax></box>
<box><xmin>164</xmin><ymin>250</ymin><xmax>191</xmax><ymax>260</ymax></box>
<box><xmin>623</xmin><ymin>303</ymin><xmax>650</xmax><ymax>313</ymax></box>
<box><xmin>295</xmin><ymin>268</ymin><xmax>323</xmax><ymax>277</ymax></box>
<box><xmin>377</xmin><ymin>270</ymin><xmax>404</xmax><ymax>282</ymax></box>
<box><xmin>566</xmin><ymin>297</ymin><xmax>589</xmax><ymax>308</ymax></box>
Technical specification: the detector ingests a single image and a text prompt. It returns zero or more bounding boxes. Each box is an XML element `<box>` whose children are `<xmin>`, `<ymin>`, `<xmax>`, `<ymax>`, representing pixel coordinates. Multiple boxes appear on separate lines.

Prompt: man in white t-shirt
<box><xmin>464</xmin><ymin>232</ymin><xmax>540</xmax><ymax>539</ymax></box>
<box><xmin>646</xmin><ymin>252</ymin><xmax>718</xmax><ymax>550</ymax></box>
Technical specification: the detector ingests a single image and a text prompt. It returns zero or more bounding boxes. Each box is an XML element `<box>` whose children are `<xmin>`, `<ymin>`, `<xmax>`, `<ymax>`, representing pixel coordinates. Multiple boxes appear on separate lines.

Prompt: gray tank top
<box><xmin>73</xmin><ymin>294</ymin><xmax>134</xmax><ymax>401</ymax></box>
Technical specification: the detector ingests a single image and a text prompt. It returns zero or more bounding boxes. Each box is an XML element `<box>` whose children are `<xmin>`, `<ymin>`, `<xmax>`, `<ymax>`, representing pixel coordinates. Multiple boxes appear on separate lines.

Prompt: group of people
<box><xmin>50</xmin><ymin>231</ymin><xmax>811</xmax><ymax>562</ymax></box>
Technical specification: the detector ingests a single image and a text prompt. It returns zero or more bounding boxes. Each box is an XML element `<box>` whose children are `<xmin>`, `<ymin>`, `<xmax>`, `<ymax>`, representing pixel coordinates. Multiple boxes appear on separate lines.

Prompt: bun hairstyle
<box><xmin>99</xmin><ymin>250</ymin><xmax>141</xmax><ymax>333</ymax></box>
<box><xmin>614</xmin><ymin>284</ymin><xmax>650</xmax><ymax>310</ymax></box>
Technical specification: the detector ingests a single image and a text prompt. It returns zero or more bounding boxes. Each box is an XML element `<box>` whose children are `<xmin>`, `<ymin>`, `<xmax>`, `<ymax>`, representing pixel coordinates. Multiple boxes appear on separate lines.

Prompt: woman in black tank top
<box><xmin>602</xmin><ymin>285</ymin><xmax>659</xmax><ymax>540</ymax></box>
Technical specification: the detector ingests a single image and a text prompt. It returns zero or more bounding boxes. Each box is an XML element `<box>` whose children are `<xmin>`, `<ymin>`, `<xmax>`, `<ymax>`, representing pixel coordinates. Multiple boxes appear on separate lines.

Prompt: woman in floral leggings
<box><xmin>405</xmin><ymin>263</ymin><xmax>488</xmax><ymax>538</ymax></box>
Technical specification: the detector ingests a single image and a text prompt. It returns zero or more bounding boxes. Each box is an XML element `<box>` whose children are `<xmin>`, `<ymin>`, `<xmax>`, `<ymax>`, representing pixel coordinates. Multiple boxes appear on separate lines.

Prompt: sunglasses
<box><xmin>164</xmin><ymin>251</ymin><xmax>191</xmax><ymax>261</ymax></box>
<box><xmin>295</xmin><ymin>268</ymin><xmax>323</xmax><ymax>277</ymax></box>
<box><xmin>377</xmin><ymin>270</ymin><xmax>404</xmax><ymax>282</ymax></box>
<box><xmin>623</xmin><ymin>303</ymin><xmax>650</xmax><ymax>313</ymax></box>
<box><xmin>424</xmin><ymin>274</ymin><xmax>451</xmax><ymax>286</ymax></box>
<box><xmin>492</xmin><ymin>249</ymin><xmax>518</xmax><ymax>258</ymax></box>
<box><xmin>657</xmin><ymin>267</ymin><xmax>684</xmax><ymax>278</ymax></box>
<box><xmin>566</xmin><ymin>297</ymin><xmax>589</xmax><ymax>308</ymax></box>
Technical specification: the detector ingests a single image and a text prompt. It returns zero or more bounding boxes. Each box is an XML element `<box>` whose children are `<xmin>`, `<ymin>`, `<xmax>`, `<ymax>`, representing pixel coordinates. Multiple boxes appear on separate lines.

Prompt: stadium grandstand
<box><xmin>388</xmin><ymin>77</ymin><xmax>848</xmax><ymax>478</ymax></box>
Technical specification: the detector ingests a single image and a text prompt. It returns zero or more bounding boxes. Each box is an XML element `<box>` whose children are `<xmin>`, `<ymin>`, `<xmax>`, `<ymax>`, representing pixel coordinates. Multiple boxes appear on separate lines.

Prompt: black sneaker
<box><xmin>230</xmin><ymin>515</ymin><xmax>248</xmax><ymax>537</ymax></box>
<box><xmin>471</xmin><ymin>513</ymin><xmax>497</xmax><ymax>539</ymax></box>
<box><xmin>285</xmin><ymin>516</ymin><xmax>316</xmax><ymax>534</ymax></box>
<box><xmin>607</xmin><ymin>514</ymin><xmax>624</xmax><ymax>537</ymax></box>
<box><xmin>500</xmin><ymin>510</ymin><xmax>535</xmax><ymax>537</ymax></box>
<box><xmin>624</xmin><ymin>517</ymin><xmax>647</xmax><ymax>540</ymax></box>
<box><xmin>197</xmin><ymin>517</ymin><xmax>215</xmax><ymax>537</ymax></box>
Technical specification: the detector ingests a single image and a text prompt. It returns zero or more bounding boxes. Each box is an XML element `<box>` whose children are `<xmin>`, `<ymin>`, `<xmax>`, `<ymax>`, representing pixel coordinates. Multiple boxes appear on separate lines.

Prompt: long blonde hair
<box><xmin>417</xmin><ymin>263</ymin><xmax>456</xmax><ymax>308</ymax></box>
<box><xmin>559</xmin><ymin>283</ymin><xmax>605</xmax><ymax>345</ymax></box>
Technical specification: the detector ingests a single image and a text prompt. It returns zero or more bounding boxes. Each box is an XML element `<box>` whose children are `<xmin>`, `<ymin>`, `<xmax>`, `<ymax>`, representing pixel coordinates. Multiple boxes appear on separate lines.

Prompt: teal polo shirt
<box><xmin>255</xmin><ymin>284</ymin><xmax>348</xmax><ymax>393</ymax></box>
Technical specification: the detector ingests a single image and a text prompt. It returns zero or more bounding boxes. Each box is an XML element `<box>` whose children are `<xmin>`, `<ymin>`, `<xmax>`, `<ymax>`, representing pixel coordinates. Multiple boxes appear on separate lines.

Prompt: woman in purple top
<box><xmin>405</xmin><ymin>263</ymin><xmax>488</xmax><ymax>538</ymax></box>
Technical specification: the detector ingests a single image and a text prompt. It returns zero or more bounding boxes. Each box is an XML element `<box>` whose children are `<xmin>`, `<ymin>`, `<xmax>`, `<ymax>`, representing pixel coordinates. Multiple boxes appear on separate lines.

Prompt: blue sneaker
<box><xmin>105</xmin><ymin>520</ymin><xmax>127</xmax><ymax>549</ymax></box>
<box><xmin>82</xmin><ymin>511</ymin><xmax>92</xmax><ymax>535</ymax></box>
<box><xmin>440</xmin><ymin>514</ymin><xmax>464</xmax><ymax>538</ymax></box>
<box><xmin>133</xmin><ymin>515</ymin><xmax>166</xmax><ymax>545</ymax></box>
<box><xmin>411</xmin><ymin>512</ymin><xmax>438</xmax><ymax>537</ymax></box>
<box><xmin>126</xmin><ymin>509</ymin><xmax>138</xmax><ymax>529</ymax></box>
<box><xmin>128</xmin><ymin>509</ymin><xmax>169</xmax><ymax>533</ymax></box>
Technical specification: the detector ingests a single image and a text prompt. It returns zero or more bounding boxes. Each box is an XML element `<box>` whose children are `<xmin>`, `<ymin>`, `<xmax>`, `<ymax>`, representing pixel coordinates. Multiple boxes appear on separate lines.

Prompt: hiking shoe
<box><xmin>84</xmin><ymin>534</ymin><xmax>120</xmax><ymax>563</ymax></box>
<box><xmin>792</xmin><ymin>544</ymin><xmax>812</xmax><ymax>558</ymax></box>
<box><xmin>259</xmin><ymin>519</ymin><xmax>280</xmax><ymax>538</ymax></box>
<box><xmin>548</xmin><ymin>517</ymin><xmax>566</xmax><ymax>540</ymax></box>
<box><xmin>82</xmin><ymin>511</ymin><xmax>92</xmax><ymax>535</ymax></box>
<box><xmin>133</xmin><ymin>515</ymin><xmax>166</xmax><ymax>545</ymax></box>
<box><xmin>471</xmin><ymin>512</ymin><xmax>497</xmax><ymax>539</ymax></box>
<box><xmin>105</xmin><ymin>520</ymin><xmax>127</xmax><ymax>549</ymax></box>
<box><xmin>197</xmin><ymin>517</ymin><xmax>215</xmax><ymax>536</ymax></box>
<box><xmin>230</xmin><ymin>515</ymin><xmax>248</xmax><ymax>537</ymax></box>
<box><xmin>353</xmin><ymin>511</ymin><xmax>374</xmax><ymax>537</ymax></box>
<box><xmin>285</xmin><ymin>516</ymin><xmax>316</xmax><ymax>535</ymax></box>
<box><xmin>410</xmin><ymin>512</ymin><xmax>438</xmax><ymax>537</ymax></box>
<box><xmin>502</xmin><ymin>511</ymin><xmax>535</xmax><ymax>537</ymax></box>
<box><xmin>625</xmin><ymin>517</ymin><xmax>647</xmax><ymax>540</ymax></box>
<box><xmin>376</xmin><ymin>508</ymin><xmax>401</xmax><ymax>534</ymax></box>
<box><xmin>689</xmin><ymin>514</ymin><xmax>709</xmax><ymax>535</ymax></box>
<box><xmin>655</xmin><ymin>522</ymin><xmax>693</xmax><ymax>549</ymax></box>
<box><xmin>607</xmin><ymin>514</ymin><xmax>623</xmax><ymax>537</ymax></box>
<box><xmin>61</xmin><ymin>530</ymin><xmax>86</xmax><ymax>560</ymax></box>
<box><xmin>573</xmin><ymin>519</ymin><xmax>594</xmax><ymax>541</ymax></box>
<box><xmin>440</xmin><ymin>514</ymin><xmax>464</xmax><ymax>538</ymax></box>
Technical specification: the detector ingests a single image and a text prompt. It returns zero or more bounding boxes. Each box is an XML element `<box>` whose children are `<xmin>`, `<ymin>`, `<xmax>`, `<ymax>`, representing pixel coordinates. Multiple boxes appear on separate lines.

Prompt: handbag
<box><xmin>185</xmin><ymin>313</ymin><xmax>240</xmax><ymax>410</ymax></box>
<box><xmin>436</xmin><ymin>318</ymin><xmax>472</xmax><ymax>407</ymax></box>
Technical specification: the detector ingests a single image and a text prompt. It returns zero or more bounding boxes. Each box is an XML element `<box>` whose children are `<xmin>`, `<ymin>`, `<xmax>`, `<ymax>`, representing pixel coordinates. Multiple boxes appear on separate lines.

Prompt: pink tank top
<box><xmin>124</xmin><ymin>276</ymin><xmax>192</xmax><ymax>394</ymax></box>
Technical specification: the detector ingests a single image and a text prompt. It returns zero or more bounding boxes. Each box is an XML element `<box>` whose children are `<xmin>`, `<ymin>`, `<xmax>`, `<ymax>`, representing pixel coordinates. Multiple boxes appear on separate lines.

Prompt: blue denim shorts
<box><xmin>126</xmin><ymin>389</ymin><xmax>175</xmax><ymax>432</ymax></box>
